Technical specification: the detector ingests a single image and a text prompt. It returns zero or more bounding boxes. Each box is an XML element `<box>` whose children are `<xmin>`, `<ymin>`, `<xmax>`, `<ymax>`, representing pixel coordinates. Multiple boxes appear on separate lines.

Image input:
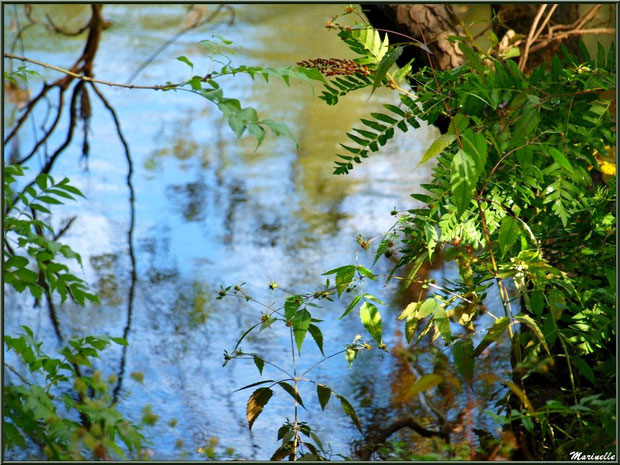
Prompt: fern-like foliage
<box><xmin>319</xmin><ymin>73</ymin><xmax>374</xmax><ymax>105</ymax></box>
<box><xmin>337</xmin><ymin>26</ymin><xmax>389</xmax><ymax>65</ymax></box>
<box><xmin>334</xmin><ymin>102</ymin><xmax>420</xmax><ymax>175</ymax></box>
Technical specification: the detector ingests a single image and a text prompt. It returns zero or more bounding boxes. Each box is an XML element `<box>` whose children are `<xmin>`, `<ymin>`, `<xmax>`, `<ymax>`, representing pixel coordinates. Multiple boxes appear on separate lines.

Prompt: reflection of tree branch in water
<box><xmin>5</xmin><ymin>5</ymin><xmax>103</xmax><ymax>149</ymax></box>
<box><xmin>89</xmin><ymin>84</ymin><xmax>137</xmax><ymax>404</ymax></box>
<box><xmin>5</xmin><ymin>5</ymin><xmax>137</xmax><ymax>405</ymax></box>
<box><xmin>127</xmin><ymin>4</ymin><xmax>235</xmax><ymax>84</ymax></box>
<box><xmin>356</xmin><ymin>416</ymin><xmax>450</xmax><ymax>460</ymax></box>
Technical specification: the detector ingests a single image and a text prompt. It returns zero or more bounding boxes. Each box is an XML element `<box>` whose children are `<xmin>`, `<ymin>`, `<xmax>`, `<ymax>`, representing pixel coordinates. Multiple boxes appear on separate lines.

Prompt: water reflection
<box><xmin>3</xmin><ymin>3</ymin><xmax>505</xmax><ymax>460</ymax></box>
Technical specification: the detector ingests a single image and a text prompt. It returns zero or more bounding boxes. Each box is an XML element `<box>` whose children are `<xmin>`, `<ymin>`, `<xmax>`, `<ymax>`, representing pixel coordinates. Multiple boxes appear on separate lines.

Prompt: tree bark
<box><xmin>363</xmin><ymin>4</ymin><xmax>464</xmax><ymax>71</ymax></box>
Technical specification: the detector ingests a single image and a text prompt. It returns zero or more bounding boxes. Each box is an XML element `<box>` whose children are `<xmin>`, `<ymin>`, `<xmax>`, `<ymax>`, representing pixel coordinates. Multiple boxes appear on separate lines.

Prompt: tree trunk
<box><xmin>363</xmin><ymin>4</ymin><xmax>465</xmax><ymax>71</ymax></box>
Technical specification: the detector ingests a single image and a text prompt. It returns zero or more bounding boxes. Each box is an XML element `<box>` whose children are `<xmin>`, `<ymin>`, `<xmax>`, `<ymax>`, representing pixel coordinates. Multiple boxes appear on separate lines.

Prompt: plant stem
<box><xmin>289</xmin><ymin>327</ymin><xmax>299</xmax><ymax>461</ymax></box>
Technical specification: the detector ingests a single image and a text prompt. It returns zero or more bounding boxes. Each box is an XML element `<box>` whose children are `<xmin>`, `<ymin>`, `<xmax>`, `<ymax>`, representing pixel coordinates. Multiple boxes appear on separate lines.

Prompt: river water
<box><xmin>4</xmin><ymin>4</ymin><xmax>512</xmax><ymax>460</ymax></box>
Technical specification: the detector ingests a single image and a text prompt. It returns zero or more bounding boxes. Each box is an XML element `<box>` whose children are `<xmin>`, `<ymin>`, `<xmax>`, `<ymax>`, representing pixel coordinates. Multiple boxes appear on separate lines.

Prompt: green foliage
<box><xmin>4</xmin><ymin>166</ymin><xmax>98</xmax><ymax>306</ymax></box>
<box><xmin>3</xmin><ymin>328</ymin><xmax>146</xmax><ymax>459</ymax></box>
<box><xmin>207</xmin><ymin>9</ymin><xmax>614</xmax><ymax>459</ymax></box>
<box><xmin>296</xmin><ymin>12</ymin><xmax>615</xmax><ymax>458</ymax></box>
<box><xmin>3</xmin><ymin>168</ymin><xmax>148</xmax><ymax>460</ymax></box>
<box><xmin>4</xmin><ymin>66</ymin><xmax>40</xmax><ymax>85</ymax></box>
<box><xmin>221</xmin><ymin>281</ymin><xmax>368</xmax><ymax>460</ymax></box>
<box><xmin>174</xmin><ymin>39</ymin><xmax>328</xmax><ymax>149</ymax></box>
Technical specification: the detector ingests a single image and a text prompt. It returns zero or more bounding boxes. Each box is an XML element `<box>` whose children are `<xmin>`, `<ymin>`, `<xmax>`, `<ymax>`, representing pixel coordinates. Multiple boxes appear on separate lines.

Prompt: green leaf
<box><xmin>35</xmin><ymin>173</ymin><xmax>48</xmax><ymax>191</ymax></box>
<box><xmin>335</xmin><ymin>266</ymin><xmax>356</xmax><ymax>297</ymax></box>
<box><xmin>317</xmin><ymin>384</ymin><xmax>331</xmax><ymax>410</ymax></box>
<box><xmin>572</xmin><ymin>356</ymin><xmax>595</xmax><ymax>384</ymax></box>
<box><xmin>548</xmin><ymin>147</ymin><xmax>575</xmax><ymax>174</ymax></box>
<box><xmin>359</xmin><ymin>302</ymin><xmax>382</xmax><ymax>344</ymax></box>
<box><xmin>473</xmin><ymin>317</ymin><xmax>510</xmax><ymax>357</ymax></box>
<box><xmin>261</xmin><ymin>119</ymin><xmax>298</xmax><ymax>147</ymax></box>
<box><xmin>292</xmin><ymin>309</ymin><xmax>312</xmax><ymax>354</ymax></box>
<box><xmin>461</xmin><ymin>129</ymin><xmax>487</xmax><ymax>175</ymax></box>
<box><xmin>452</xmin><ymin>338</ymin><xmax>474</xmax><ymax>384</ymax></box>
<box><xmin>308</xmin><ymin>324</ymin><xmax>324</xmax><ymax>356</ymax></box>
<box><xmin>6</xmin><ymin>255</ymin><xmax>29</xmax><ymax>269</ymax></box>
<box><xmin>37</xmin><ymin>196</ymin><xmax>62</xmax><ymax>205</ymax></box>
<box><xmin>503</xmin><ymin>47</ymin><xmax>521</xmax><ymax>59</ymax></box>
<box><xmin>398</xmin><ymin>301</ymin><xmax>419</xmax><ymax>321</ymax></box>
<box><xmin>392</xmin><ymin>58</ymin><xmax>413</xmax><ymax>84</ymax></box>
<box><xmin>409</xmin><ymin>373</ymin><xmax>443</xmax><ymax>396</ymax></box>
<box><xmin>597</xmin><ymin>42</ymin><xmax>606</xmax><ymax>67</ymax></box>
<box><xmin>450</xmin><ymin>149</ymin><xmax>478</xmax><ymax>216</ymax></box>
<box><xmin>551</xmin><ymin>54</ymin><xmax>561</xmax><ymax>80</ymax></box>
<box><xmin>345</xmin><ymin>347</ymin><xmax>358</xmax><ymax>368</ymax></box>
<box><xmin>176</xmin><ymin>56</ymin><xmax>194</xmax><ymax>68</ymax></box>
<box><xmin>14</xmin><ymin>268</ymin><xmax>38</xmax><ymax>283</ymax></box>
<box><xmin>511</xmin><ymin>103</ymin><xmax>540</xmax><ymax>145</ymax></box>
<box><xmin>336</xmin><ymin>394</ymin><xmax>362</xmax><ymax>432</ymax></box>
<box><xmin>529</xmin><ymin>291</ymin><xmax>544</xmax><ymax>317</ymax></box>
<box><xmin>515</xmin><ymin>314</ymin><xmax>550</xmax><ymax>356</ymax></box>
<box><xmin>458</xmin><ymin>43</ymin><xmax>485</xmax><ymax>74</ymax></box>
<box><xmin>405</xmin><ymin>317</ymin><xmax>417</xmax><ymax>344</ymax></box>
<box><xmin>297</xmin><ymin>66</ymin><xmax>327</xmax><ymax>84</ymax></box>
<box><xmin>246</xmin><ymin>387</ymin><xmax>273</xmax><ymax>430</ymax></box>
<box><xmin>284</xmin><ymin>295</ymin><xmax>302</xmax><ymax>320</ymax></box>
<box><xmin>247</xmin><ymin>123</ymin><xmax>265</xmax><ymax>148</ymax></box>
<box><xmin>418</xmin><ymin>298</ymin><xmax>439</xmax><ymax>318</ymax></box>
<box><xmin>498</xmin><ymin>216</ymin><xmax>520</xmax><ymax>258</ymax></box>
<box><xmin>228</xmin><ymin>115</ymin><xmax>246</xmax><ymax>138</ymax></box>
<box><xmin>424</xmin><ymin>222</ymin><xmax>438</xmax><ymax>261</ymax></box>
<box><xmin>239</xmin><ymin>107</ymin><xmax>259</xmax><ymax>124</ymax></box>
<box><xmin>278</xmin><ymin>381</ymin><xmax>305</xmax><ymax>408</ymax></box>
<box><xmin>340</xmin><ymin>295</ymin><xmax>362</xmax><ymax>319</ymax></box>
<box><xmin>371</xmin><ymin>46</ymin><xmax>402</xmax><ymax>96</ymax></box>
<box><xmin>418</xmin><ymin>134</ymin><xmax>457</xmax><ymax>166</ymax></box>
<box><xmin>234</xmin><ymin>379</ymin><xmax>275</xmax><ymax>392</ymax></box>
<box><xmin>433</xmin><ymin>305</ymin><xmax>451</xmax><ymax>342</ymax></box>
<box><xmin>253</xmin><ymin>354</ymin><xmax>264</xmax><ymax>375</ymax></box>
<box><xmin>363</xmin><ymin>293</ymin><xmax>385</xmax><ymax>305</ymax></box>
<box><xmin>357</xmin><ymin>266</ymin><xmax>377</xmax><ymax>281</ymax></box>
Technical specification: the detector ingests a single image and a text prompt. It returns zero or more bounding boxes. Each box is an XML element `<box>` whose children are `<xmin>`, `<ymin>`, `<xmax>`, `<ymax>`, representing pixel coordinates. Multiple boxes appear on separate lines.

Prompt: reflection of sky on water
<box><xmin>5</xmin><ymin>4</ymin><xmax>511</xmax><ymax>460</ymax></box>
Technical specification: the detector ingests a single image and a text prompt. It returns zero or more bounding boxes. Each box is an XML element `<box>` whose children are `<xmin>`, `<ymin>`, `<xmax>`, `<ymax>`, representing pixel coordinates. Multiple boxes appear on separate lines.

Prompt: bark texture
<box><xmin>363</xmin><ymin>4</ymin><xmax>464</xmax><ymax>71</ymax></box>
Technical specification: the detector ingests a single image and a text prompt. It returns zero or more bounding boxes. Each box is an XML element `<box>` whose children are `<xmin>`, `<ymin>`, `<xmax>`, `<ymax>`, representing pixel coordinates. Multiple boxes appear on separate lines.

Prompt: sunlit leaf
<box><xmin>409</xmin><ymin>373</ymin><xmax>443</xmax><ymax>396</ymax></box>
<box><xmin>246</xmin><ymin>387</ymin><xmax>273</xmax><ymax>430</ymax></box>
<box><xmin>419</xmin><ymin>134</ymin><xmax>457</xmax><ymax>166</ymax></box>
<box><xmin>450</xmin><ymin>149</ymin><xmax>478</xmax><ymax>216</ymax></box>
<box><xmin>498</xmin><ymin>216</ymin><xmax>520</xmax><ymax>258</ymax></box>
<box><xmin>292</xmin><ymin>309</ymin><xmax>312</xmax><ymax>354</ymax></box>
<box><xmin>359</xmin><ymin>302</ymin><xmax>382</xmax><ymax>344</ymax></box>
<box><xmin>473</xmin><ymin>317</ymin><xmax>510</xmax><ymax>356</ymax></box>
<box><xmin>515</xmin><ymin>314</ymin><xmax>550</xmax><ymax>356</ymax></box>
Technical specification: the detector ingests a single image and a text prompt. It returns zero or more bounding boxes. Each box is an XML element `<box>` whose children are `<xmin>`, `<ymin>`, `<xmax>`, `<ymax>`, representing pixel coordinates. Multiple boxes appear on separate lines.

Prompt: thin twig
<box><xmin>16</xmin><ymin>87</ymin><xmax>65</xmax><ymax>165</ymax></box>
<box><xmin>531</xmin><ymin>4</ymin><xmax>558</xmax><ymax>44</ymax></box>
<box><xmin>529</xmin><ymin>28</ymin><xmax>616</xmax><ymax>54</ymax></box>
<box><xmin>518</xmin><ymin>4</ymin><xmax>548</xmax><ymax>71</ymax></box>
<box><xmin>127</xmin><ymin>4</ymin><xmax>229</xmax><ymax>83</ymax></box>
<box><xmin>4</xmin><ymin>52</ymin><xmax>184</xmax><ymax>91</ymax></box>
<box><xmin>4</xmin><ymin>362</ymin><xmax>32</xmax><ymax>385</ymax></box>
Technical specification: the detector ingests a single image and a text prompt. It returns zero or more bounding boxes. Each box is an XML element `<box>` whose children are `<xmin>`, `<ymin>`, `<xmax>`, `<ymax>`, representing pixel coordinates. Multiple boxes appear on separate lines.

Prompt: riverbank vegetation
<box><xmin>3</xmin><ymin>4</ymin><xmax>615</xmax><ymax>461</ymax></box>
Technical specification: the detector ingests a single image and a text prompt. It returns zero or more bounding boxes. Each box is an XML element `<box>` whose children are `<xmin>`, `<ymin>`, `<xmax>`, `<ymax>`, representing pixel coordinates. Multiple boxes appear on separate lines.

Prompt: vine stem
<box><xmin>4</xmin><ymin>52</ymin><xmax>183</xmax><ymax>91</ymax></box>
<box><xmin>289</xmin><ymin>327</ymin><xmax>299</xmax><ymax>461</ymax></box>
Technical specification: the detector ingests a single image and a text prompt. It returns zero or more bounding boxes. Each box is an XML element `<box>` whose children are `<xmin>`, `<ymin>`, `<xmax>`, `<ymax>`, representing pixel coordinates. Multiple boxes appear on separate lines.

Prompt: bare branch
<box><xmin>4</xmin><ymin>52</ymin><xmax>180</xmax><ymax>91</ymax></box>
